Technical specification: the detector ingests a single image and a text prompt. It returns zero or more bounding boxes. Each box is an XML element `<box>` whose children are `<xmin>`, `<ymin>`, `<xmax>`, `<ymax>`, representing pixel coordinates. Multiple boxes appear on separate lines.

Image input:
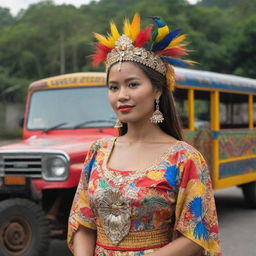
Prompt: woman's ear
<box><xmin>155</xmin><ymin>89</ymin><xmax>162</xmax><ymax>100</ymax></box>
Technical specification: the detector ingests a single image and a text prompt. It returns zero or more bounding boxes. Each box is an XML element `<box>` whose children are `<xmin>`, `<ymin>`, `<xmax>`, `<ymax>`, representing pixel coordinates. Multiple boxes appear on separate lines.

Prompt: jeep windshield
<box><xmin>27</xmin><ymin>87</ymin><xmax>115</xmax><ymax>130</ymax></box>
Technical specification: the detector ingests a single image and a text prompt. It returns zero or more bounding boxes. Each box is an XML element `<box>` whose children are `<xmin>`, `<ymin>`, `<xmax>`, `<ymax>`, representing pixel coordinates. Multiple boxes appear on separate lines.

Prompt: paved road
<box><xmin>215</xmin><ymin>187</ymin><xmax>256</xmax><ymax>256</ymax></box>
<box><xmin>47</xmin><ymin>187</ymin><xmax>256</xmax><ymax>256</ymax></box>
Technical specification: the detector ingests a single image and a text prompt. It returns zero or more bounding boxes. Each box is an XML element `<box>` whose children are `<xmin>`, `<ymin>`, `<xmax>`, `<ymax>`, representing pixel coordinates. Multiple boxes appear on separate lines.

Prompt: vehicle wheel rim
<box><xmin>0</xmin><ymin>216</ymin><xmax>32</xmax><ymax>255</ymax></box>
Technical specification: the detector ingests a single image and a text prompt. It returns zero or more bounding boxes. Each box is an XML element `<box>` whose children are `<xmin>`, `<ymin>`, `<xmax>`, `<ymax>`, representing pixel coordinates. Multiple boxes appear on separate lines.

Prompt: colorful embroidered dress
<box><xmin>68</xmin><ymin>137</ymin><xmax>221</xmax><ymax>256</ymax></box>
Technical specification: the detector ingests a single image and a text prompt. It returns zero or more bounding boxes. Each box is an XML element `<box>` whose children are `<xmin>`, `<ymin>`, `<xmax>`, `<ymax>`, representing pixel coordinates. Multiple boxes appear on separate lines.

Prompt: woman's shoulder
<box><xmin>167</xmin><ymin>140</ymin><xmax>206</xmax><ymax>166</ymax></box>
<box><xmin>160</xmin><ymin>133</ymin><xmax>202</xmax><ymax>158</ymax></box>
<box><xmin>89</xmin><ymin>136</ymin><xmax>116</xmax><ymax>150</ymax></box>
<box><xmin>176</xmin><ymin>140</ymin><xmax>201</xmax><ymax>154</ymax></box>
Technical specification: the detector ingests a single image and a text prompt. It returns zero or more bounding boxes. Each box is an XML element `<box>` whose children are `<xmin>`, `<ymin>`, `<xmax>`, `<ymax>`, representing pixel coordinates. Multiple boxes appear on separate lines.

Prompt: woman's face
<box><xmin>108</xmin><ymin>62</ymin><xmax>161</xmax><ymax>124</ymax></box>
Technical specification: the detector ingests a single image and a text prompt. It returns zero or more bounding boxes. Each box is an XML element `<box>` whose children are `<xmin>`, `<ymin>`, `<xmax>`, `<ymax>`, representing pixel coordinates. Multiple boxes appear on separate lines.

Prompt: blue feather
<box><xmin>189</xmin><ymin>197</ymin><xmax>202</xmax><ymax>218</ymax></box>
<box><xmin>152</xmin><ymin>29</ymin><xmax>181</xmax><ymax>51</ymax></box>
<box><xmin>194</xmin><ymin>221</ymin><xmax>209</xmax><ymax>240</ymax></box>
<box><xmin>164</xmin><ymin>165</ymin><xmax>178</xmax><ymax>189</ymax></box>
<box><xmin>162</xmin><ymin>56</ymin><xmax>189</xmax><ymax>67</ymax></box>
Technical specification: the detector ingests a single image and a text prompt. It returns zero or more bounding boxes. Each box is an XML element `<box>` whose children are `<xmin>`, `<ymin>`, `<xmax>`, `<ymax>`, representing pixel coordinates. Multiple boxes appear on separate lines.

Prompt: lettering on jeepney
<box><xmin>79</xmin><ymin>76</ymin><xmax>106</xmax><ymax>84</ymax></box>
<box><xmin>50</xmin><ymin>77</ymin><xmax>78</xmax><ymax>86</ymax></box>
<box><xmin>48</xmin><ymin>76</ymin><xmax>106</xmax><ymax>87</ymax></box>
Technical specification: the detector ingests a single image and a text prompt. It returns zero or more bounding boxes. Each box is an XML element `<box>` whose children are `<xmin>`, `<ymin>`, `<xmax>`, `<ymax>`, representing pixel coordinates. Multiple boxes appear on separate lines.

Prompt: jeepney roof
<box><xmin>29</xmin><ymin>72</ymin><xmax>106</xmax><ymax>90</ymax></box>
<box><xmin>175</xmin><ymin>67</ymin><xmax>256</xmax><ymax>94</ymax></box>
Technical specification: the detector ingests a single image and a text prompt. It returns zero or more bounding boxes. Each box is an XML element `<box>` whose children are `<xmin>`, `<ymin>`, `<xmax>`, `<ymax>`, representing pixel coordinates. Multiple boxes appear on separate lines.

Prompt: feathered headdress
<box><xmin>92</xmin><ymin>13</ymin><xmax>195</xmax><ymax>90</ymax></box>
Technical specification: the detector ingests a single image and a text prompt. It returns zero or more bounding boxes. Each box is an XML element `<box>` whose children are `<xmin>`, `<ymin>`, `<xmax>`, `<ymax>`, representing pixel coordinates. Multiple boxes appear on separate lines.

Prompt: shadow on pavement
<box><xmin>47</xmin><ymin>239</ymin><xmax>72</xmax><ymax>256</ymax></box>
<box><xmin>214</xmin><ymin>187</ymin><xmax>246</xmax><ymax>219</ymax></box>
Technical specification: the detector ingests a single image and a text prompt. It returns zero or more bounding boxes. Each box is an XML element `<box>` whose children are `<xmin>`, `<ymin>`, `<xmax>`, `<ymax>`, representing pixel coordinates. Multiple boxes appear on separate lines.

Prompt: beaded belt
<box><xmin>96</xmin><ymin>226</ymin><xmax>171</xmax><ymax>251</ymax></box>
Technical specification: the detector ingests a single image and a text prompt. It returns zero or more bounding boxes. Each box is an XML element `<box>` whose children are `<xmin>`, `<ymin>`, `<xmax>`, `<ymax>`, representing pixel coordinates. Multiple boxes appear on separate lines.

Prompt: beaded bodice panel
<box><xmin>89</xmin><ymin>138</ymin><xmax>179</xmax><ymax>236</ymax></box>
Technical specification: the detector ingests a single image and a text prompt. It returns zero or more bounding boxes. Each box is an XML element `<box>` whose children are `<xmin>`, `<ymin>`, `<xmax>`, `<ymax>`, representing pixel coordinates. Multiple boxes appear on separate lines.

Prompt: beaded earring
<box><xmin>114</xmin><ymin>119</ymin><xmax>123</xmax><ymax>128</ymax></box>
<box><xmin>150</xmin><ymin>99</ymin><xmax>164</xmax><ymax>123</ymax></box>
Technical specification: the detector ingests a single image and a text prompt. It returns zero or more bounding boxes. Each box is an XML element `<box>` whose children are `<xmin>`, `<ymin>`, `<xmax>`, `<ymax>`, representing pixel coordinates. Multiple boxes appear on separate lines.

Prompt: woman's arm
<box><xmin>149</xmin><ymin>235</ymin><xmax>203</xmax><ymax>256</ymax></box>
<box><xmin>73</xmin><ymin>226</ymin><xmax>97</xmax><ymax>256</ymax></box>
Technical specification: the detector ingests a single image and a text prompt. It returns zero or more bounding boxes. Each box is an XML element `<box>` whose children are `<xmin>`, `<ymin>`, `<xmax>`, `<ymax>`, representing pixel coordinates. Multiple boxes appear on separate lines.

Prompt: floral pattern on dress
<box><xmin>67</xmin><ymin>137</ymin><xmax>221</xmax><ymax>256</ymax></box>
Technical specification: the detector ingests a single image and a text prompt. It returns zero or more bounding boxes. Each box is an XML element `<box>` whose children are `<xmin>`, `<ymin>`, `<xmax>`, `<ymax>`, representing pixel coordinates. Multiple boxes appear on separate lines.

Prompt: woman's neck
<box><xmin>123</xmin><ymin>119</ymin><xmax>165</xmax><ymax>143</ymax></box>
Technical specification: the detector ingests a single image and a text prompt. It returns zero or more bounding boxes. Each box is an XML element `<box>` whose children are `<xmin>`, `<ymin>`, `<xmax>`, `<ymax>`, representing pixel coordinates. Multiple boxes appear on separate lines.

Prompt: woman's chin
<box><xmin>117</xmin><ymin>112</ymin><xmax>152</xmax><ymax>124</ymax></box>
<box><xmin>119</xmin><ymin>117</ymin><xmax>149</xmax><ymax>125</ymax></box>
<box><xmin>119</xmin><ymin>118</ymin><xmax>134</xmax><ymax>124</ymax></box>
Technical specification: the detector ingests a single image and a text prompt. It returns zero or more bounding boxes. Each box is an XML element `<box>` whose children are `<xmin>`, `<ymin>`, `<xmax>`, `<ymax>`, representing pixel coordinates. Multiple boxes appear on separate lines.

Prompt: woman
<box><xmin>68</xmin><ymin>14</ymin><xmax>221</xmax><ymax>256</ymax></box>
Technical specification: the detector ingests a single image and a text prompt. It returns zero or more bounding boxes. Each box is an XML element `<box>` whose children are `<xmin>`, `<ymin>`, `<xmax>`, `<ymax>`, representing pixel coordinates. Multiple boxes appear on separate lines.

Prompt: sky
<box><xmin>0</xmin><ymin>0</ymin><xmax>198</xmax><ymax>16</ymax></box>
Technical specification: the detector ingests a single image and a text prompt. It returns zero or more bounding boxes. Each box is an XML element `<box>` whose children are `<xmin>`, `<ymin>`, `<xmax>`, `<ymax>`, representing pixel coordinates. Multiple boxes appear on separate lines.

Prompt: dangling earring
<box><xmin>114</xmin><ymin>119</ymin><xmax>123</xmax><ymax>128</ymax></box>
<box><xmin>150</xmin><ymin>99</ymin><xmax>164</xmax><ymax>123</ymax></box>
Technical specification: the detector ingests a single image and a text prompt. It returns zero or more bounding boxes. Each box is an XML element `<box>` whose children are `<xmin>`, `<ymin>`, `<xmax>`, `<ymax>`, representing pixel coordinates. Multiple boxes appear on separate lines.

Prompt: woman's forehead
<box><xmin>108</xmin><ymin>62</ymin><xmax>146</xmax><ymax>79</ymax></box>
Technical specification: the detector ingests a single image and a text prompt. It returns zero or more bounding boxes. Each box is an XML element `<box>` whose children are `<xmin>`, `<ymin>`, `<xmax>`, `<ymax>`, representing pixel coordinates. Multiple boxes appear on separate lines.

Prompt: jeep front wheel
<box><xmin>0</xmin><ymin>198</ymin><xmax>49</xmax><ymax>256</ymax></box>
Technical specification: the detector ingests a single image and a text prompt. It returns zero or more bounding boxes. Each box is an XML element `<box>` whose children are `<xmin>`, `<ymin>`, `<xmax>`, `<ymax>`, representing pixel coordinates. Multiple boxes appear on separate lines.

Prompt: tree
<box><xmin>198</xmin><ymin>0</ymin><xmax>242</xmax><ymax>9</ymax></box>
<box><xmin>230</xmin><ymin>16</ymin><xmax>256</xmax><ymax>78</ymax></box>
<box><xmin>0</xmin><ymin>8</ymin><xmax>14</xmax><ymax>29</ymax></box>
<box><xmin>184</xmin><ymin>6</ymin><xmax>234</xmax><ymax>72</ymax></box>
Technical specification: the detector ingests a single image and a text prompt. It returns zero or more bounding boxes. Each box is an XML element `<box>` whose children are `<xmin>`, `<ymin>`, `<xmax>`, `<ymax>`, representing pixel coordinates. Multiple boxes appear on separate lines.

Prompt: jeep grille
<box><xmin>1</xmin><ymin>154</ymin><xmax>42</xmax><ymax>178</ymax></box>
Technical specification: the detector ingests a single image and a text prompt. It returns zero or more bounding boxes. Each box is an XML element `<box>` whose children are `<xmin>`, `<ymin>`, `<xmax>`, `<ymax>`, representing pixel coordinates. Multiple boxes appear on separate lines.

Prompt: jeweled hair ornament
<box><xmin>92</xmin><ymin>13</ymin><xmax>195</xmax><ymax>90</ymax></box>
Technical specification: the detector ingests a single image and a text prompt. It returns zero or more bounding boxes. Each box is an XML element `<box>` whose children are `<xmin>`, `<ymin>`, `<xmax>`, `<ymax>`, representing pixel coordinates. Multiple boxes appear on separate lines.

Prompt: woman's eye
<box><xmin>108</xmin><ymin>85</ymin><xmax>118</xmax><ymax>91</ymax></box>
<box><xmin>128</xmin><ymin>82</ymin><xmax>139</xmax><ymax>88</ymax></box>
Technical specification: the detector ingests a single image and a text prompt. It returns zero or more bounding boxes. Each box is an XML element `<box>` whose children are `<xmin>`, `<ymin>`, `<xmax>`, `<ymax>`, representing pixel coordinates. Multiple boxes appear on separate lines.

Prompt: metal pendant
<box><xmin>92</xmin><ymin>189</ymin><xmax>131</xmax><ymax>244</ymax></box>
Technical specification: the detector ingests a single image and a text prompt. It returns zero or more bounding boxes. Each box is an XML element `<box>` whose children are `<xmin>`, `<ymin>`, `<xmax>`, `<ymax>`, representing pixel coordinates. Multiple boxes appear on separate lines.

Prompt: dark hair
<box><xmin>106</xmin><ymin>62</ymin><xmax>184</xmax><ymax>140</ymax></box>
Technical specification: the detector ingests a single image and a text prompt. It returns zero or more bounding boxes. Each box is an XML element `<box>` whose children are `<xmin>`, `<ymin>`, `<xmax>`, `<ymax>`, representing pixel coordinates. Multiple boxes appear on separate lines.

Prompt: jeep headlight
<box><xmin>42</xmin><ymin>154</ymin><xmax>69</xmax><ymax>181</ymax></box>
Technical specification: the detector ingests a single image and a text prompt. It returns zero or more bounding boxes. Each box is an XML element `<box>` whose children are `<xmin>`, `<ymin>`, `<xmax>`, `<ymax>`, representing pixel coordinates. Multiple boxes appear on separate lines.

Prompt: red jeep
<box><xmin>0</xmin><ymin>72</ymin><xmax>116</xmax><ymax>256</ymax></box>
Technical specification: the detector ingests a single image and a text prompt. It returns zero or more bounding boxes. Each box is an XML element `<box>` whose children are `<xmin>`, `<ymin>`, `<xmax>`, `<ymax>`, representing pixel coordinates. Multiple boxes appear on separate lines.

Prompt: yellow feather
<box><xmin>179</xmin><ymin>42</ymin><xmax>188</xmax><ymax>48</ymax></box>
<box><xmin>123</xmin><ymin>18</ymin><xmax>131</xmax><ymax>38</ymax></box>
<box><xmin>110</xmin><ymin>22</ymin><xmax>120</xmax><ymax>41</ymax></box>
<box><xmin>94</xmin><ymin>33</ymin><xmax>114</xmax><ymax>48</ymax></box>
<box><xmin>185</xmin><ymin>59</ymin><xmax>198</xmax><ymax>65</ymax></box>
<box><xmin>106</xmin><ymin>33</ymin><xmax>116</xmax><ymax>48</ymax></box>
<box><xmin>130</xmin><ymin>13</ymin><xmax>140</xmax><ymax>41</ymax></box>
<box><xmin>167</xmin><ymin>34</ymin><xmax>187</xmax><ymax>48</ymax></box>
<box><xmin>155</xmin><ymin>25</ymin><xmax>169</xmax><ymax>43</ymax></box>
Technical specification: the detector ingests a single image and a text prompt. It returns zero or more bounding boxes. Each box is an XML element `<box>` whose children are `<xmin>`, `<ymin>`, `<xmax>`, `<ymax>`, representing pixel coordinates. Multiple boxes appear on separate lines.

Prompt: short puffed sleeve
<box><xmin>67</xmin><ymin>141</ymin><xmax>99</xmax><ymax>252</ymax></box>
<box><xmin>174</xmin><ymin>149</ymin><xmax>222</xmax><ymax>256</ymax></box>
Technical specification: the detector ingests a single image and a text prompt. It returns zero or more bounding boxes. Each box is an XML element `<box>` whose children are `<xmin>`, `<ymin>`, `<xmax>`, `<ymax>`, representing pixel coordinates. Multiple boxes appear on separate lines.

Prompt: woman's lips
<box><xmin>118</xmin><ymin>105</ymin><xmax>134</xmax><ymax>113</ymax></box>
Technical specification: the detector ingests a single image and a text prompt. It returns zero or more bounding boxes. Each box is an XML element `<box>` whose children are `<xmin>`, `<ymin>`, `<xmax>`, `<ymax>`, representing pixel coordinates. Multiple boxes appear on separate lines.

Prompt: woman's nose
<box><xmin>118</xmin><ymin>86</ymin><xmax>130</xmax><ymax>101</ymax></box>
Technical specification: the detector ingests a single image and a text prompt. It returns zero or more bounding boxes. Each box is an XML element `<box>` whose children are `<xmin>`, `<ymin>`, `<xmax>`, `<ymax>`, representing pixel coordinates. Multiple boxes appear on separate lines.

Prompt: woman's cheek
<box><xmin>108</xmin><ymin>93</ymin><xmax>116</xmax><ymax>109</ymax></box>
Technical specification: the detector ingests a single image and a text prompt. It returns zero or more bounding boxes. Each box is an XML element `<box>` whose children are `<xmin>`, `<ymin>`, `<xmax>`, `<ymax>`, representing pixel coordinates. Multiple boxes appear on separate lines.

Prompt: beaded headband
<box><xmin>106</xmin><ymin>35</ymin><xmax>167</xmax><ymax>75</ymax></box>
<box><xmin>92</xmin><ymin>14</ymin><xmax>195</xmax><ymax>90</ymax></box>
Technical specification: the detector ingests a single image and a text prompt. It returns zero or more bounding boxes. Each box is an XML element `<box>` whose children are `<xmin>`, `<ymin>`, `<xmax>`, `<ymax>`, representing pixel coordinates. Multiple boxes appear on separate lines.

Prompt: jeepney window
<box><xmin>27</xmin><ymin>87</ymin><xmax>115</xmax><ymax>130</ymax></box>
<box><xmin>220</xmin><ymin>92</ymin><xmax>248</xmax><ymax>129</ymax></box>
<box><xmin>173</xmin><ymin>88</ymin><xmax>188</xmax><ymax>128</ymax></box>
<box><xmin>195</xmin><ymin>90</ymin><xmax>210</xmax><ymax>129</ymax></box>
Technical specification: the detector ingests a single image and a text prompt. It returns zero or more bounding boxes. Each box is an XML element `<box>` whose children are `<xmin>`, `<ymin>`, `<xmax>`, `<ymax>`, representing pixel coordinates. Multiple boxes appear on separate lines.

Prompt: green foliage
<box><xmin>0</xmin><ymin>128</ymin><xmax>22</xmax><ymax>140</ymax></box>
<box><xmin>0</xmin><ymin>67</ymin><xmax>31</xmax><ymax>103</ymax></box>
<box><xmin>0</xmin><ymin>0</ymin><xmax>256</xmax><ymax>103</ymax></box>
<box><xmin>230</xmin><ymin>16</ymin><xmax>256</xmax><ymax>78</ymax></box>
<box><xmin>198</xmin><ymin>0</ymin><xmax>242</xmax><ymax>8</ymax></box>
<box><xmin>184</xmin><ymin>6</ymin><xmax>235</xmax><ymax>72</ymax></box>
<box><xmin>0</xmin><ymin>8</ymin><xmax>14</xmax><ymax>28</ymax></box>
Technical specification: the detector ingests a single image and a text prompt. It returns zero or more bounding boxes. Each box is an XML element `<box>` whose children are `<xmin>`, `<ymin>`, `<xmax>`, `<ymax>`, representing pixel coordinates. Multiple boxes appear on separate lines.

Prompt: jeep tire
<box><xmin>0</xmin><ymin>198</ymin><xmax>49</xmax><ymax>256</ymax></box>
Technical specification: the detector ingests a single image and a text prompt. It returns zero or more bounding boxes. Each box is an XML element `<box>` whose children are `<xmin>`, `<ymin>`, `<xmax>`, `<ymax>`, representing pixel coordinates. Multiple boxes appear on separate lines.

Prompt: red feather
<box><xmin>157</xmin><ymin>47</ymin><xmax>187</xmax><ymax>58</ymax></box>
<box><xmin>92</xmin><ymin>43</ymin><xmax>112</xmax><ymax>66</ymax></box>
<box><xmin>134</xmin><ymin>25</ymin><xmax>152</xmax><ymax>47</ymax></box>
